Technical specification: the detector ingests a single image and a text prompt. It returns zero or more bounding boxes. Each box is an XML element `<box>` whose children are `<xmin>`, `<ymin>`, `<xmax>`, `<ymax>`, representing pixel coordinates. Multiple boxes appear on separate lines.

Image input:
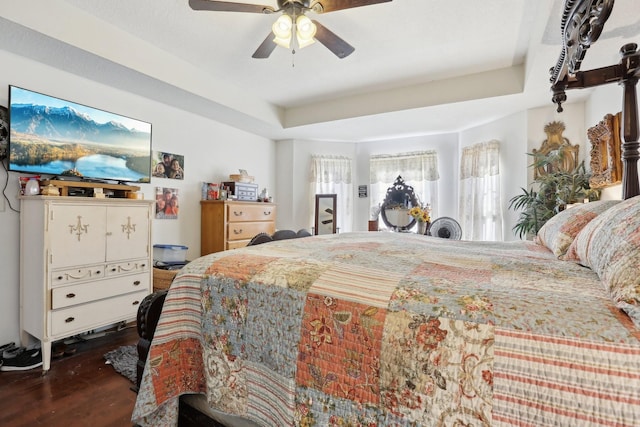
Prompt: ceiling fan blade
<box><xmin>252</xmin><ymin>33</ymin><xmax>278</xmax><ymax>58</ymax></box>
<box><xmin>188</xmin><ymin>0</ymin><xmax>275</xmax><ymax>14</ymax></box>
<box><xmin>311</xmin><ymin>0</ymin><xmax>391</xmax><ymax>13</ymax></box>
<box><xmin>312</xmin><ymin>20</ymin><xmax>354</xmax><ymax>59</ymax></box>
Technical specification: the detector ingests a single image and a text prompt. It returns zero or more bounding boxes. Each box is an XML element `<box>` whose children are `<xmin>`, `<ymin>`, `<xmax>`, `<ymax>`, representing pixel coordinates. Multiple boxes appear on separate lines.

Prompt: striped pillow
<box><xmin>534</xmin><ymin>200</ymin><xmax>620</xmax><ymax>257</ymax></box>
<box><xmin>566</xmin><ymin>196</ymin><xmax>640</xmax><ymax>328</ymax></box>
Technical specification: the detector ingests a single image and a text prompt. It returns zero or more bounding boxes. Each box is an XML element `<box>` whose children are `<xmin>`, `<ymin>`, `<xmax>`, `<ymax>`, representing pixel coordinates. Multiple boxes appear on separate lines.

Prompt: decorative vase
<box><xmin>417</xmin><ymin>221</ymin><xmax>429</xmax><ymax>235</ymax></box>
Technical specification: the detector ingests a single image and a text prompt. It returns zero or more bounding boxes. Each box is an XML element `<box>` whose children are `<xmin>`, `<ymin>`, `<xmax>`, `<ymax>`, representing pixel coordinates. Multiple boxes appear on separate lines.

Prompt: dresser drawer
<box><xmin>51</xmin><ymin>265</ymin><xmax>105</xmax><ymax>287</ymax></box>
<box><xmin>227</xmin><ymin>221</ymin><xmax>276</xmax><ymax>241</ymax></box>
<box><xmin>50</xmin><ymin>290</ymin><xmax>148</xmax><ymax>337</ymax></box>
<box><xmin>227</xmin><ymin>203</ymin><xmax>276</xmax><ymax>223</ymax></box>
<box><xmin>201</xmin><ymin>200</ymin><xmax>277</xmax><ymax>256</ymax></box>
<box><xmin>51</xmin><ymin>273</ymin><xmax>149</xmax><ymax>309</ymax></box>
<box><xmin>105</xmin><ymin>259</ymin><xmax>150</xmax><ymax>276</ymax></box>
<box><xmin>227</xmin><ymin>240</ymin><xmax>251</xmax><ymax>250</ymax></box>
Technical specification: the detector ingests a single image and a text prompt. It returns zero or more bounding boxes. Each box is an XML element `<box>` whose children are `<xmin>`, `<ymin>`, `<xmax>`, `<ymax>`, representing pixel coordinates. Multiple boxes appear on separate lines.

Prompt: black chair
<box><xmin>296</xmin><ymin>229</ymin><xmax>312</xmax><ymax>238</ymax></box>
<box><xmin>271</xmin><ymin>229</ymin><xmax>298</xmax><ymax>241</ymax></box>
<box><xmin>247</xmin><ymin>232</ymin><xmax>273</xmax><ymax>246</ymax></box>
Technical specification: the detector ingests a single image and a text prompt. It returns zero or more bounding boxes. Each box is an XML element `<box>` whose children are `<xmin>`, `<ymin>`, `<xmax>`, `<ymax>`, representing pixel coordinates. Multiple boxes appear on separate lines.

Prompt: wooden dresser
<box><xmin>20</xmin><ymin>196</ymin><xmax>153</xmax><ymax>371</ymax></box>
<box><xmin>200</xmin><ymin>200</ymin><xmax>276</xmax><ymax>255</ymax></box>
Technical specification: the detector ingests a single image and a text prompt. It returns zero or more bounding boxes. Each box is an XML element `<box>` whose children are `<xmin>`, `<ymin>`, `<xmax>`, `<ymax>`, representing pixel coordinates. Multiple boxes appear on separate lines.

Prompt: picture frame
<box><xmin>155</xmin><ymin>187</ymin><xmax>180</xmax><ymax>219</ymax></box>
<box><xmin>152</xmin><ymin>151</ymin><xmax>184</xmax><ymax>180</ymax></box>
<box><xmin>588</xmin><ymin>112</ymin><xmax>623</xmax><ymax>188</ymax></box>
<box><xmin>532</xmin><ymin>121</ymin><xmax>579</xmax><ymax>179</ymax></box>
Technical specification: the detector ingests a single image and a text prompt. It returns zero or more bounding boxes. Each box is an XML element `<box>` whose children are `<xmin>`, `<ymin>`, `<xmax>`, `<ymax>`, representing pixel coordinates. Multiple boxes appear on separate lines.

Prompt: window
<box><xmin>459</xmin><ymin>140</ymin><xmax>503</xmax><ymax>241</ymax></box>
<box><xmin>309</xmin><ymin>156</ymin><xmax>353</xmax><ymax>233</ymax></box>
<box><xmin>370</xmin><ymin>151</ymin><xmax>439</xmax><ymax>226</ymax></box>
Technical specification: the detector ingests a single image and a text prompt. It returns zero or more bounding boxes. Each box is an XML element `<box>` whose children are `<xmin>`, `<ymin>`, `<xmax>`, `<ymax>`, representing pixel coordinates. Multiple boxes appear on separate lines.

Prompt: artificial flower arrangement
<box><xmin>409</xmin><ymin>205</ymin><xmax>431</xmax><ymax>223</ymax></box>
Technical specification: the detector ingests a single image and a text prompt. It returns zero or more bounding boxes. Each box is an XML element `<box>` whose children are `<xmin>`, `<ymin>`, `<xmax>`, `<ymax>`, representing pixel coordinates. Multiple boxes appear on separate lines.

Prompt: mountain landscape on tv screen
<box><xmin>10</xmin><ymin>104</ymin><xmax>149</xmax><ymax>147</ymax></box>
<box><xmin>9</xmin><ymin>103</ymin><xmax>151</xmax><ymax>182</ymax></box>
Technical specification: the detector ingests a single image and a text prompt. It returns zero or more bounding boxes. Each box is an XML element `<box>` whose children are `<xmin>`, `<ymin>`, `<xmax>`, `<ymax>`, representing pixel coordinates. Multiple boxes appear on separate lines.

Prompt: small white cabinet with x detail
<box><xmin>19</xmin><ymin>196</ymin><xmax>153</xmax><ymax>371</ymax></box>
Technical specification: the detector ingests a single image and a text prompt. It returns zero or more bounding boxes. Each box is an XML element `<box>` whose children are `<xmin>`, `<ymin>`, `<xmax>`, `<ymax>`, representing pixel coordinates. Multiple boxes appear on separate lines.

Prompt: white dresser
<box><xmin>19</xmin><ymin>196</ymin><xmax>153</xmax><ymax>371</ymax></box>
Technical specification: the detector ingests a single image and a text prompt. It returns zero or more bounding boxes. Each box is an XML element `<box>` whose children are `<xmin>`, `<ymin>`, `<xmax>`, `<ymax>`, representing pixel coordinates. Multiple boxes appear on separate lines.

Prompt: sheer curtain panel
<box><xmin>459</xmin><ymin>140</ymin><xmax>503</xmax><ymax>241</ymax></box>
<box><xmin>309</xmin><ymin>156</ymin><xmax>353</xmax><ymax>233</ymax></box>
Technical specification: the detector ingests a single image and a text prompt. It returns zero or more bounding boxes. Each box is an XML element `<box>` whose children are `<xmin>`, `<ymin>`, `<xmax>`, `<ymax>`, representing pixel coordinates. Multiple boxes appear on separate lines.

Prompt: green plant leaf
<box><xmin>508</xmin><ymin>150</ymin><xmax>597</xmax><ymax>239</ymax></box>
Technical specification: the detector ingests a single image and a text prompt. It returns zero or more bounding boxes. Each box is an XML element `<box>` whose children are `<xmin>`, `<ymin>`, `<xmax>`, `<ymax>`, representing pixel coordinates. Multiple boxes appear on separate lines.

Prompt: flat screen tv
<box><xmin>8</xmin><ymin>85</ymin><xmax>152</xmax><ymax>183</ymax></box>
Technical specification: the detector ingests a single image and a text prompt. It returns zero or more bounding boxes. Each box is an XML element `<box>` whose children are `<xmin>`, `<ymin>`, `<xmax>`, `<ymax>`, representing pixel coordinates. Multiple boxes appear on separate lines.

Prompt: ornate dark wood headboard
<box><xmin>550</xmin><ymin>0</ymin><xmax>640</xmax><ymax>199</ymax></box>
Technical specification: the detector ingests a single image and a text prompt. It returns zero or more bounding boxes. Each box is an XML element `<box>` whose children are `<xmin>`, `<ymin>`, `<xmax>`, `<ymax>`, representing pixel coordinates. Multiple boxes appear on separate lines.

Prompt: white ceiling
<box><xmin>0</xmin><ymin>0</ymin><xmax>638</xmax><ymax>142</ymax></box>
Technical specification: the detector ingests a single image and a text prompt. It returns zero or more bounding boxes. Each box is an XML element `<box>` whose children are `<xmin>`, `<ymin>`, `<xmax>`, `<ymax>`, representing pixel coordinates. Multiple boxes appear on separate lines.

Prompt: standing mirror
<box><xmin>380</xmin><ymin>176</ymin><xmax>419</xmax><ymax>231</ymax></box>
<box><xmin>314</xmin><ymin>194</ymin><xmax>337</xmax><ymax>235</ymax></box>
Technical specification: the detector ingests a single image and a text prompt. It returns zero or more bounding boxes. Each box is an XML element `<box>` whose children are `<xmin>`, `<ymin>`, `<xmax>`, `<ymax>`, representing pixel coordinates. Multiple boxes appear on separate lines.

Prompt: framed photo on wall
<box><xmin>152</xmin><ymin>151</ymin><xmax>184</xmax><ymax>180</ymax></box>
<box><xmin>155</xmin><ymin>187</ymin><xmax>179</xmax><ymax>219</ymax></box>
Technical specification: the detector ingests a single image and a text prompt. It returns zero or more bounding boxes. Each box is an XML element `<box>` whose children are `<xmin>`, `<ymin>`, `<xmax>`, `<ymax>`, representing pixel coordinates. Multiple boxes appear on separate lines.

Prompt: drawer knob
<box><xmin>66</xmin><ymin>293</ymin><xmax>76</xmax><ymax>299</ymax></box>
<box><xmin>65</xmin><ymin>317</ymin><xmax>75</xmax><ymax>323</ymax></box>
<box><xmin>133</xmin><ymin>280</ymin><xmax>141</xmax><ymax>286</ymax></box>
<box><xmin>263</xmin><ymin>211</ymin><xmax>271</xmax><ymax>215</ymax></box>
<box><xmin>233</xmin><ymin>228</ymin><xmax>243</xmax><ymax>235</ymax></box>
<box><xmin>132</xmin><ymin>300</ymin><xmax>140</xmax><ymax>306</ymax></box>
<box><xmin>57</xmin><ymin>276</ymin><xmax>64</xmax><ymax>281</ymax></box>
<box><xmin>96</xmin><ymin>270</ymin><xmax>101</xmax><ymax>275</ymax></box>
<box><xmin>111</xmin><ymin>268</ymin><xmax>117</xmax><ymax>272</ymax></box>
<box><xmin>140</xmin><ymin>264</ymin><xmax>146</xmax><ymax>268</ymax></box>
<box><xmin>233</xmin><ymin>211</ymin><xmax>243</xmax><ymax>216</ymax></box>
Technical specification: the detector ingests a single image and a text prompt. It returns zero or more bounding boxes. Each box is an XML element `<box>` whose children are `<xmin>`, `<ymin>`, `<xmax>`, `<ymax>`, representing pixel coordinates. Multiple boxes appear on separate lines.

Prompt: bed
<box><xmin>133</xmin><ymin>1</ymin><xmax>640</xmax><ymax>426</ymax></box>
<box><xmin>132</xmin><ymin>223</ymin><xmax>640</xmax><ymax>426</ymax></box>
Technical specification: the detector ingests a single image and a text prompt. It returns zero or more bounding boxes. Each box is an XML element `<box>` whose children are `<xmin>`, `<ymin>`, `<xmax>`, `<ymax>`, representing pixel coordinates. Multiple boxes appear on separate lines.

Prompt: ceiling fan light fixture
<box><xmin>272</xmin><ymin>14</ymin><xmax>293</xmax><ymax>48</ymax></box>
<box><xmin>296</xmin><ymin>15</ymin><xmax>316</xmax><ymax>49</ymax></box>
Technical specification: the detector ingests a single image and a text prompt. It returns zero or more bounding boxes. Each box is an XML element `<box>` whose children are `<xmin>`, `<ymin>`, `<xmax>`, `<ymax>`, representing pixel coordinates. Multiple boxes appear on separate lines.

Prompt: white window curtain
<box><xmin>459</xmin><ymin>140</ymin><xmax>503</xmax><ymax>241</ymax></box>
<box><xmin>370</xmin><ymin>151</ymin><xmax>439</xmax><ymax>221</ymax></box>
<box><xmin>309</xmin><ymin>156</ymin><xmax>353</xmax><ymax>233</ymax></box>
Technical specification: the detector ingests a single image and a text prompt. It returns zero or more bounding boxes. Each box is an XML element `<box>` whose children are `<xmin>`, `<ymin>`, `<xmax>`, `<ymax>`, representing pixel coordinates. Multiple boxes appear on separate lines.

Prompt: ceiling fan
<box><xmin>188</xmin><ymin>0</ymin><xmax>392</xmax><ymax>59</ymax></box>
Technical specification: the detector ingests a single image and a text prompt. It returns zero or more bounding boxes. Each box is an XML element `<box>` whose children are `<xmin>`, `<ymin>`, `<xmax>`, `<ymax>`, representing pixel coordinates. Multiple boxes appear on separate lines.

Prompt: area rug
<box><xmin>104</xmin><ymin>345</ymin><xmax>137</xmax><ymax>383</ymax></box>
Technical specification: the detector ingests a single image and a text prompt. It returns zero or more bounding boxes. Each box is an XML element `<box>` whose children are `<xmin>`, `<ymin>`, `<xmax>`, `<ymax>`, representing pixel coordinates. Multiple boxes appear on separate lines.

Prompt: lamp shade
<box><xmin>296</xmin><ymin>15</ymin><xmax>316</xmax><ymax>49</ymax></box>
<box><xmin>272</xmin><ymin>15</ymin><xmax>292</xmax><ymax>48</ymax></box>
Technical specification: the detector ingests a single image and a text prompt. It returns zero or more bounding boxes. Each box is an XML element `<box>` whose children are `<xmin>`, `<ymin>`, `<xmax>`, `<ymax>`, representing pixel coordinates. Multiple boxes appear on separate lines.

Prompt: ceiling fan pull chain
<box><xmin>291</xmin><ymin>9</ymin><xmax>297</xmax><ymax>67</ymax></box>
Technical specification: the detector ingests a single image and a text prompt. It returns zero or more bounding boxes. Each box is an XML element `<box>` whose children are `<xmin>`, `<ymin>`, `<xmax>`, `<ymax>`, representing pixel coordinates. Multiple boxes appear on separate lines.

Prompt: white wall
<box><xmin>586</xmin><ymin>85</ymin><xmax>625</xmax><ymax>133</ymax></box>
<box><xmin>276</xmin><ymin>139</ymin><xmax>358</xmax><ymax>232</ymax></box>
<box><xmin>459</xmin><ymin>111</ymin><xmax>528</xmax><ymax>241</ymax></box>
<box><xmin>0</xmin><ymin>49</ymin><xmax>276</xmax><ymax>346</ymax></box>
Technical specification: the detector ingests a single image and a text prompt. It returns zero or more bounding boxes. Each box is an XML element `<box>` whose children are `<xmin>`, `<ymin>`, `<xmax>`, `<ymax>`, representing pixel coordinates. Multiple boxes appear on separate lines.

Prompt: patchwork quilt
<box><xmin>133</xmin><ymin>232</ymin><xmax>640</xmax><ymax>426</ymax></box>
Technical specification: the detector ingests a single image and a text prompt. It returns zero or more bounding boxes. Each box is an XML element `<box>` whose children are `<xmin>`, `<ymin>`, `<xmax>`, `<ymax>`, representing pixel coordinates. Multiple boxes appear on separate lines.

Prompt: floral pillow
<box><xmin>562</xmin><ymin>215</ymin><xmax>599</xmax><ymax>263</ymax></box>
<box><xmin>565</xmin><ymin>195</ymin><xmax>640</xmax><ymax>328</ymax></box>
<box><xmin>534</xmin><ymin>200</ymin><xmax>620</xmax><ymax>257</ymax></box>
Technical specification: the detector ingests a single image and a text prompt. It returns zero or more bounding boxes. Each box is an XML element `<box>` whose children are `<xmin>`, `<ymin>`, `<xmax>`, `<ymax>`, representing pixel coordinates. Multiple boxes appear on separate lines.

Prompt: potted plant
<box><xmin>508</xmin><ymin>150</ymin><xmax>599</xmax><ymax>239</ymax></box>
<box><xmin>409</xmin><ymin>204</ymin><xmax>432</xmax><ymax>235</ymax></box>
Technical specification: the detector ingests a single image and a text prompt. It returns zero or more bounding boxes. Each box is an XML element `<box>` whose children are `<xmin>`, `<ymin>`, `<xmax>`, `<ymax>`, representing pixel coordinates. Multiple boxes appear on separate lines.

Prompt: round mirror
<box><xmin>379</xmin><ymin>176</ymin><xmax>419</xmax><ymax>231</ymax></box>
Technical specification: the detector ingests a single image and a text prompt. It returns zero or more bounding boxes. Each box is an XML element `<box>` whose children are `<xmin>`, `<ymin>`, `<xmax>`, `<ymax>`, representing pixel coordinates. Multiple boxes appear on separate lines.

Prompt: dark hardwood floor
<box><xmin>0</xmin><ymin>325</ymin><xmax>139</xmax><ymax>427</ymax></box>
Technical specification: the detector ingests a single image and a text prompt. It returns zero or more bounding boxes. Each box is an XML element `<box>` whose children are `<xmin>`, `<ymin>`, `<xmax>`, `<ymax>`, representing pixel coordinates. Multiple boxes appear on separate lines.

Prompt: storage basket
<box><xmin>153</xmin><ymin>268</ymin><xmax>178</xmax><ymax>291</ymax></box>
